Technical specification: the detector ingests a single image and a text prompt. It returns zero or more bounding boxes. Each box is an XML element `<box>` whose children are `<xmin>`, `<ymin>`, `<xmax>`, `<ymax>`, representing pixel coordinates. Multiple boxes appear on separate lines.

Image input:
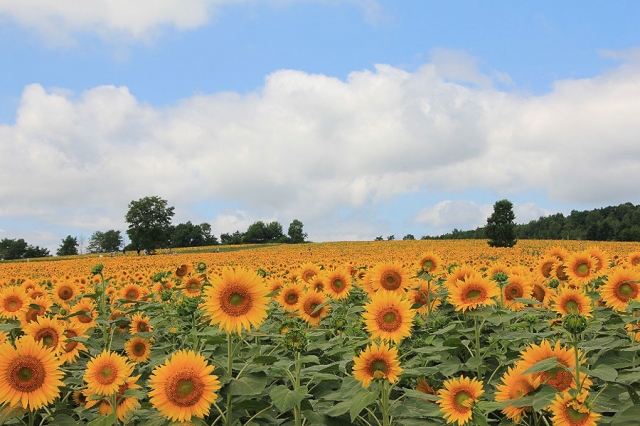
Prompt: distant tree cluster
<box><xmin>0</xmin><ymin>238</ymin><xmax>50</xmax><ymax>260</ymax></box>
<box><xmin>220</xmin><ymin>218</ymin><xmax>307</xmax><ymax>245</ymax></box>
<box><xmin>422</xmin><ymin>202</ymin><xmax>640</xmax><ymax>242</ymax></box>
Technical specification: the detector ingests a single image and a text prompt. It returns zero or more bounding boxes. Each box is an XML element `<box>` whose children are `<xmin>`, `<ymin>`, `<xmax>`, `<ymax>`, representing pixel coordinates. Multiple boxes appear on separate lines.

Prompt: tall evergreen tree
<box><xmin>485</xmin><ymin>199</ymin><xmax>517</xmax><ymax>247</ymax></box>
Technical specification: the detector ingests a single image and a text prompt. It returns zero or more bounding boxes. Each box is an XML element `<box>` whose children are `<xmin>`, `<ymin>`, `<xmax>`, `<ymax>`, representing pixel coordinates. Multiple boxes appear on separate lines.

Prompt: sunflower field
<box><xmin>1</xmin><ymin>239</ymin><xmax>640</xmax><ymax>426</ymax></box>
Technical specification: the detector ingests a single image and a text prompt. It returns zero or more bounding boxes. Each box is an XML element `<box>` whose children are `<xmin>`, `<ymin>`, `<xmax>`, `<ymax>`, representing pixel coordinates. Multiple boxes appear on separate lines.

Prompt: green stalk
<box><xmin>474</xmin><ymin>315</ymin><xmax>482</xmax><ymax>378</ymax></box>
<box><xmin>572</xmin><ymin>335</ymin><xmax>582</xmax><ymax>395</ymax></box>
<box><xmin>226</xmin><ymin>332</ymin><xmax>234</xmax><ymax>426</ymax></box>
<box><xmin>380</xmin><ymin>379</ymin><xmax>390</xmax><ymax>426</ymax></box>
<box><xmin>294</xmin><ymin>351</ymin><xmax>302</xmax><ymax>426</ymax></box>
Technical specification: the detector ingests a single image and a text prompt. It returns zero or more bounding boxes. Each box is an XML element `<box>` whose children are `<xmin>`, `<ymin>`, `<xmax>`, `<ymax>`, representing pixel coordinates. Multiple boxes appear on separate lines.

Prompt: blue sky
<box><xmin>1</xmin><ymin>1</ymin><xmax>639</xmax><ymax>253</ymax></box>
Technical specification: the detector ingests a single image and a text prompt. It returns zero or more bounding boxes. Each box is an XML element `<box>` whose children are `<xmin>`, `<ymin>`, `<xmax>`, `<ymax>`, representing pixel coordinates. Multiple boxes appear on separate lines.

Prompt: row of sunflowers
<box><xmin>0</xmin><ymin>239</ymin><xmax>639</xmax><ymax>425</ymax></box>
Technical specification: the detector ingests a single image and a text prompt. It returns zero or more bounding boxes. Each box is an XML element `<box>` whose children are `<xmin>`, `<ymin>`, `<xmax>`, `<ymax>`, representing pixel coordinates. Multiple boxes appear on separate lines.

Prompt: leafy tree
<box><xmin>374</xmin><ymin>236</ymin><xmax>384</xmax><ymax>241</ymax></box>
<box><xmin>24</xmin><ymin>245</ymin><xmax>50</xmax><ymax>258</ymax></box>
<box><xmin>57</xmin><ymin>235</ymin><xmax>79</xmax><ymax>256</ymax></box>
<box><xmin>0</xmin><ymin>238</ymin><xmax>50</xmax><ymax>260</ymax></box>
<box><xmin>170</xmin><ymin>222</ymin><xmax>218</xmax><ymax>247</ymax></box>
<box><xmin>264</xmin><ymin>221</ymin><xmax>284</xmax><ymax>242</ymax></box>
<box><xmin>244</xmin><ymin>221</ymin><xmax>267</xmax><ymax>243</ymax></box>
<box><xmin>485</xmin><ymin>199</ymin><xmax>517</xmax><ymax>247</ymax></box>
<box><xmin>287</xmin><ymin>219</ymin><xmax>307</xmax><ymax>244</ymax></box>
<box><xmin>220</xmin><ymin>231</ymin><xmax>243</xmax><ymax>245</ymax></box>
<box><xmin>402</xmin><ymin>234</ymin><xmax>416</xmax><ymax>240</ymax></box>
<box><xmin>87</xmin><ymin>230</ymin><xmax>123</xmax><ymax>253</ymax></box>
<box><xmin>125</xmin><ymin>196</ymin><xmax>175</xmax><ymax>252</ymax></box>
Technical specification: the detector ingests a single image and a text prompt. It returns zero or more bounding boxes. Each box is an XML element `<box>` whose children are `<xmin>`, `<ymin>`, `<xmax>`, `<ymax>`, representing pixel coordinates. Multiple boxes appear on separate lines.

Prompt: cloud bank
<box><xmin>1</xmin><ymin>52</ymin><xmax>639</xmax><ymax>247</ymax></box>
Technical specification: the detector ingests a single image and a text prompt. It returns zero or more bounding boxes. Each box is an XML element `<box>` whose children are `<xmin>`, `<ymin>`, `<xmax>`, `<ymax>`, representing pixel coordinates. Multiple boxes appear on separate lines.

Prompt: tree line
<box><xmin>422</xmin><ymin>201</ymin><xmax>640</xmax><ymax>242</ymax></box>
<box><xmin>0</xmin><ymin>195</ymin><xmax>308</xmax><ymax>260</ymax></box>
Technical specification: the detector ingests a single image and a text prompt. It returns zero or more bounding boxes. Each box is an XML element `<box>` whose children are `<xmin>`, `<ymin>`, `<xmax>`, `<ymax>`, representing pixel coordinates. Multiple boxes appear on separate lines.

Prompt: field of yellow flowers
<box><xmin>1</xmin><ymin>239</ymin><xmax>640</xmax><ymax>426</ymax></box>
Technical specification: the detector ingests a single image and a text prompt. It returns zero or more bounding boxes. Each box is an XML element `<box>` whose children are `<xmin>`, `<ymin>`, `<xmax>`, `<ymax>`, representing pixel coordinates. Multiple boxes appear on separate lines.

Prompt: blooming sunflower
<box><xmin>182</xmin><ymin>277</ymin><xmax>203</xmax><ymax>297</ymax></box>
<box><xmin>548</xmin><ymin>246</ymin><xmax>570</xmax><ymax>262</ymax></box>
<box><xmin>297</xmin><ymin>262</ymin><xmax>320</xmax><ymax>284</ymax></box>
<box><xmin>628</xmin><ymin>251</ymin><xmax>640</xmax><ymax>268</ymax></box>
<box><xmin>600</xmin><ymin>268</ymin><xmax>640</xmax><ymax>311</ymax></box>
<box><xmin>448</xmin><ymin>273</ymin><xmax>499</xmax><ymax>312</ymax></box>
<box><xmin>52</xmin><ymin>280</ymin><xmax>78</xmax><ymax>306</ymax></box>
<box><xmin>516</xmin><ymin>339</ymin><xmax>591</xmax><ymax>393</ymax></box>
<box><xmin>130</xmin><ymin>312</ymin><xmax>154</xmax><ymax>335</ymax></box>
<box><xmin>200</xmin><ymin>267</ymin><xmax>270</xmax><ymax>334</ymax></box>
<box><xmin>59</xmin><ymin>324</ymin><xmax>89</xmax><ymax>364</ymax></box>
<box><xmin>0</xmin><ymin>335</ymin><xmax>65</xmax><ymax>410</ymax></box>
<box><xmin>494</xmin><ymin>364</ymin><xmax>541</xmax><ymax>424</ymax></box>
<box><xmin>368</xmin><ymin>262</ymin><xmax>410</xmax><ymax>294</ymax></box>
<box><xmin>538</xmin><ymin>256</ymin><xmax>558</xmax><ymax>279</ymax></box>
<box><xmin>409</xmin><ymin>280</ymin><xmax>441</xmax><ymax>314</ymax></box>
<box><xmin>97</xmin><ymin>375</ymin><xmax>142</xmax><ymax>422</ymax></box>
<box><xmin>585</xmin><ymin>246</ymin><xmax>609</xmax><ymax>274</ymax></box>
<box><xmin>437</xmin><ymin>376</ymin><xmax>484</xmax><ymax>426</ymax></box>
<box><xmin>148</xmin><ymin>350</ymin><xmax>221</xmax><ymax>422</ymax></box>
<box><xmin>323</xmin><ymin>268</ymin><xmax>352</xmax><ymax>300</ymax></box>
<box><xmin>417</xmin><ymin>252</ymin><xmax>443</xmax><ymax>275</ymax></box>
<box><xmin>24</xmin><ymin>315</ymin><xmax>67</xmax><ymax>354</ymax></box>
<box><xmin>352</xmin><ymin>341</ymin><xmax>402</xmax><ymax>388</ymax></box>
<box><xmin>84</xmin><ymin>350</ymin><xmax>134</xmax><ymax>396</ymax></box>
<box><xmin>444</xmin><ymin>265</ymin><xmax>477</xmax><ymax>291</ymax></box>
<box><xmin>362</xmin><ymin>290</ymin><xmax>414</xmax><ymax>343</ymax></box>
<box><xmin>175</xmin><ymin>264</ymin><xmax>192</xmax><ymax>278</ymax></box>
<box><xmin>69</xmin><ymin>298</ymin><xmax>99</xmax><ymax>329</ymax></box>
<box><xmin>531</xmin><ymin>278</ymin><xmax>556</xmax><ymax>307</ymax></box>
<box><xmin>549</xmin><ymin>391</ymin><xmax>600</xmax><ymax>426</ymax></box>
<box><xmin>124</xmin><ymin>336</ymin><xmax>152</xmax><ymax>363</ymax></box>
<box><xmin>565</xmin><ymin>252</ymin><xmax>597</xmax><ymax>286</ymax></box>
<box><xmin>120</xmin><ymin>283</ymin><xmax>145</xmax><ymax>303</ymax></box>
<box><xmin>18</xmin><ymin>296</ymin><xmax>52</xmax><ymax>327</ymax></box>
<box><xmin>276</xmin><ymin>282</ymin><xmax>305</xmax><ymax>312</ymax></box>
<box><xmin>552</xmin><ymin>287</ymin><xmax>594</xmax><ymax>318</ymax></box>
<box><xmin>297</xmin><ymin>290</ymin><xmax>330</xmax><ymax>327</ymax></box>
<box><xmin>502</xmin><ymin>275</ymin><xmax>533</xmax><ymax>311</ymax></box>
<box><xmin>0</xmin><ymin>286</ymin><xmax>29</xmax><ymax>319</ymax></box>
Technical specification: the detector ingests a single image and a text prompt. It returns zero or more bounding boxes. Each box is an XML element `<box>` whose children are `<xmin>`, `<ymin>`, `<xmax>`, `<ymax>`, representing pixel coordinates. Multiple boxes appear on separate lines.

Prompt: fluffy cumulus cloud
<box><xmin>1</xmin><ymin>52</ymin><xmax>640</xmax><ymax>246</ymax></box>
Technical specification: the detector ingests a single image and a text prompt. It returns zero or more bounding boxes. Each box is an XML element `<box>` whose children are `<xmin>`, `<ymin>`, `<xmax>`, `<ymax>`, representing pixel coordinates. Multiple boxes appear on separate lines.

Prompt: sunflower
<box><xmin>0</xmin><ymin>335</ymin><xmax>65</xmax><ymax>410</ymax></box>
<box><xmin>59</xmin><ymin>324</ymin><xmax>89</xmax><ymax>364</ymax></box>
<box><xmin>130</xmin><ymin>312</ymin><xmax>153</xmax><ymax>334</ymax></box>
<box><xmin>502</xmin><ymin>275</ymin><xmax>533</xmax><ymax>311</ymax></box>
<box><xmin>69</xmin><ymin>298</ymin><xmax>98</xmax><ymax>329</ymax></box>
<box><xmin>298</xmin><ymin>262</ymin><xmax>320</xmax><ymax>284</ymax></box>
<box><xmin>552</xmin><ymin>287</ymin><xmax>594</xmax><ymax>318</ymax></box>
<box><xmin>585</xmin><ymin>246</ymin><xmax>609</xmax><ymax>274</ymax></box>
<box><xmin>298</xmin><ymin>291</ymin><xmax>330</xmax><ymax>327</ymax></box>
<box><xmin>516</xmin><ymin>339</ymin><xmax>591</xmax><ymax>393</ymax></box>
<box><xmin>182</xmin><ymin>277</ymin><xmax>203</xmax><ymax>297</ymax></box>
<box><xmin>565</xmin><ymin>252</ymin><xmax>597</xmax><ymax>286</ymax></box>
<box><xmin>24</xmin><ymin>315</ymin><xmax>67</xmax><ymax>354</ymax></box>
<box><xmin>323</xmin><ymin>268</ymin><xmax>352</xmax><ymax>300</ymax></box>
<box><xmin>448</xmin><ymin>273</ymin><xmax>499</xmax><ymax>312</ymax></box>
<box><xmin>84</xmin><ymin>350</ymin><xmax>134</xmax><ymax>396</ymax></box>
<box><xmin>0</xmin><ymin>286</ymin><xmax>29</xmax><ymax>319</ymax></box>
<box><xmin>109</xmin><ymin>309</ymin><xmax>131</xmax><ymax>334</ymax></box>
<box><xmin>276</xmin><ymin>282</ymin><xmax>305</xmax><ymax>312</ymax></box>
<box><xmin>444</xmin><ymin>265</ymin><xmax>477</xmax><ymax>291</ymax></box>
<box><xmin>52</xmin><ymin>280</ymin><xmax>78</xmax><ymax>306</ymax></box>
<box><xmin>548</xmin><ymin>246</ymin><xmax>570</xmax><ymax>262</ymax></box>
<box><xmin>417</xmin><ymin>252</ymin><xmax>443</xmax><ymax>275</ymax></box>
<box><xmin>494</xmin><ymin>364</ymin><xmax>541</xmax><ymax>424</ymax></box>
<box><xmin>409</xmin><ymin>280</ymin><xmax>441</xmax><ymax>314</ymax></box>
<box><xmin>600</xmin><ymin>268</ymin><xmax>640</xmax><ymax>311</ymax></box>
<box><xmin>124</xmin><ymin>336</ymin><xmax>152</xmax><ymax>363</ymax></box>
<box><xmin>538</xmin><ymin>256</ymin><xmax>558</xmax><ymax>279</ymax></box>
<box><xmin>437</xmin><ymin>376</ymin><xmax>484</xmax><ymax>426</ymax></box>
<box><xmin>18</xmin><ymin>296</ymin><xmax>52</xmax><ymax>327</ymax></box>
<box><xmin>308</xmin><ymin>276</ymin><xmax>326</xmax><ymax>294</ymax></box>
<box><xmin>549</xmin><ymin>391</ymin><xmax>600</xmax><ymax>426</ymax></box>
<box><xmin>148</xmin><ymin>350</ymin><xmax>221</xmax><ymax>422</ymax></box>
<box><xmin>530</xmin><ymin>278</ymin><xmax>556</xmax><ymax>307</ymax></box>
<box><xmin>363</xmin><ymin>290</ymin><xmax>414</xmax><ymax>343</ymax></box>
<box><xmin>555</xmin><ymin>264</ymin><xmax>570</xmax><ymax>283</ymax></box>
<box><xmin>107</xmin><ymin>375</ymin><xmax>142</xmax><ymax>422</ymax></box>
<box><xmin>352</xmin><ymin>341</ymin><xmax>402</xmax><ymax>388</ymax></box>
<box><xmin>120</xmin><ymin>283</ymin><xmax>145</xmax><ymax>303</ymax></box>
<box><xmin>175</xmin><ymin>264</ymin><xmax>192</xmax><ymax>278</ymax></box>
<box><xmin>200</xmin><ymin>267</ymin><xmax>270</xmax><ymax>334</ymax></box>
<box><xmin>628</xmin><ymin>251</ymin><xmax>640</xmax><ymax>267</ymax></box>
<box><xmin>368</xmin><ymin>262</ymin><xmax>411</xmax><ymax>295</ymax></box>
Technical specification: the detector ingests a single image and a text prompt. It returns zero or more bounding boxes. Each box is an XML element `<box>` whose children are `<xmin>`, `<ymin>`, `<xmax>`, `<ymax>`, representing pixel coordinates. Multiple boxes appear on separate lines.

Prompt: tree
<box><xmin>125</xmin><ymin>196</ymin><xmax>175</xmax><ymax>252</ymax></box>
<box><xmin>402</xmin><ymin>234</ymin><xmax>416</xmax><ymax>240</ymax></box>
<box><xmin>57</xmin><ymin>235</ymin><xmax>79</xmax><ymax>256</ymax></box>
<box><xmin>0</xmin><ymin>238</ymin><xmax>50</xmax><ymax>260</ymax></box>
<box><xmin>244</xmin><ymin>221</ymin><xmax>267</xmax><ymax>243</ymax></box>
<box><xmin>87</xmin><ymin>230</ymin><xmax>123</xmax><ymax>253</ymax></box>
<box><xmin>287</xmin><ymin>219</ymin><xmax>307</xmax><ymax>244</ymax></box>
<box><xmin>485</xmin><ymin>199</ymin><xmax>517</xmax><ymax>247</ymax></box>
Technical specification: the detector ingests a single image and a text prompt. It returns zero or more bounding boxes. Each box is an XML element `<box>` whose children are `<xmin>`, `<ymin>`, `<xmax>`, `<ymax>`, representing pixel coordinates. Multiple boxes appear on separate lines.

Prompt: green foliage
<box><xmin>0</xmin><ymin>238</ymin><xmax>49</xmax><ymax>260</ymax></box>
<box><xmin>288</xmin><ymin>219</ymin><xmax>307</xmax><ymax>243</ymax></box>
<box><xmin>485</xmin><ymin>199</ymin><xmax>517</xmax><ymax>247</ymax></box>
<box><xmin>87</xmin><ymin>229</ymin><xmax>123</xmax><ymax>253</ymax></box>
<box><xmin>56</xmin><ymin>235</ymin><xmax>79</xmax><ymax>256</ymax></box>
<box><xmin>125</xmin><ymin>195</ymin><xmax>175</xmax><ymax>252</ymax></box>
<box><xmin>169</xmin><ymin>221</ymin><xmax>218</xmax><ymax>247</ymax></box>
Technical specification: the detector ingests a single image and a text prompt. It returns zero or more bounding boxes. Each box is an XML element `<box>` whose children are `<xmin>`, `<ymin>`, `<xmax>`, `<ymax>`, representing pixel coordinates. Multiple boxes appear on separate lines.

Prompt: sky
<box><xmin>1</xmin><ymin>1</ymin><xmax>639</xmax><ymax>254</ymax></box>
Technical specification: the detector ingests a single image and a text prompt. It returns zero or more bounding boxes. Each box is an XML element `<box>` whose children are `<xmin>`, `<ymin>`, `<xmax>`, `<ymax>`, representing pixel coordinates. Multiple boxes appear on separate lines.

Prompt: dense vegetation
<box><xmin>424</xmin><ymin>202</ymin><xmax>640</xmax><ymax>242</ymax></box>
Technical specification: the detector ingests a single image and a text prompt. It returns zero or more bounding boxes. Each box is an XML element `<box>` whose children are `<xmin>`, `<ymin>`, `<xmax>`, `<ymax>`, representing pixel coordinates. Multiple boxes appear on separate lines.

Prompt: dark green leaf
<box><xmin>228</xmin><ymin>372</ymin><xmax>267</xmax><ymax>395</ymax></box>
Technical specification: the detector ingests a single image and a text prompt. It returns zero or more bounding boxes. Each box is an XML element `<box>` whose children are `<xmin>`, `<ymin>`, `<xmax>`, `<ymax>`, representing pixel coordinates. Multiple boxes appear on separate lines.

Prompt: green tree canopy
<box><xmin>87</xmin><ymin>230</ymin><xmax>123</xmax><ymax>253</ymax></box>
<box><xmin>287</xmin><ymin>219</ymin><xmax>307</xmax><ymax>244</ymax></box>
<box><xmin>57</xmin><ymin>235</ymin><xmax>79</xmax><ymax>256</ymax></box>
<box><xmin>125</xmin><ymin>196</ymin><xmax>175</xmax><ymax>252</ymax></box>
<box><xmin>485</xmin><ymin>199</ymin><xmax>517</xmax><ymax>248</ymax></box>
<box><xmin>0</xmin><ymin>238</ymin><xmax>50</xmax><ymax>260</ymax></box>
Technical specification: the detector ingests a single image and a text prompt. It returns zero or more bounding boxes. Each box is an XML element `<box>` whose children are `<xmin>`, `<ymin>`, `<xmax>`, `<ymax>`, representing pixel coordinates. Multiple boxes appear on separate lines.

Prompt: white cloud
<box><xmin>414</xmin><ymin>200</ymin><xmax>492</xmax><ymax>235</ymax></box>
<box><xmin>1</xmin><ymin>52</ymin><xmax>640</xmax><ymax>246</ymax></box>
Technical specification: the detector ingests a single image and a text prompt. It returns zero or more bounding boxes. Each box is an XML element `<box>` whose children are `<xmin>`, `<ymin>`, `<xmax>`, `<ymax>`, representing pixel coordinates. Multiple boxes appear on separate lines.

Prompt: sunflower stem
<box><xmin>572</xmin><ymin>334</ymin><xmax>582</xmax><ymax>395</ymax></box>
<box><xmin>226</xmin><ymin>331</ymin><xmax>234</xmax><ymax>426</ymax></box>
<box><xmin>474</xmin><ymin>315</ymin><xmax>482</xmax><ymax>379</ymax></box>
<box><xmin>294</xmin><ymin>351</ymin><xmax>302</xmax><ymax>426</ymax></box>
<box><xmin>380</xmin><ymin>379</ymin><xmax>390</xmax><ymax>426</ymax></box>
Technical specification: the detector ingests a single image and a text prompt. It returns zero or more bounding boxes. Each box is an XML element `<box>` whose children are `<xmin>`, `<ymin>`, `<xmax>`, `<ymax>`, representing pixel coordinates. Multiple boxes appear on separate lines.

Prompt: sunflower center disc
<box><xmin>100</xmin><ymin>367</ymin><xmax>114</xmax><ymax>380</ymax></box>
<box><xmin>565</xmin><ymin>300</ymin><xmax>580</xmax><ymax>313</ymax></box>
<box><xmin>566</xmin><ymin>405</ymin><xmax>589</xmax><ymax>422</ymax></box>
<box><xmin>134</xmin><ymin>343</ymin><xmax>146</xmax><ymax>355</ymax></box>
<box><xmin>454</xmin><ymin>390</ymin><xmax>472</xmax><ymax>409</ymax></box>
<box><xmin>423</xmin><ymin>260</ymin><xmax>434</xmax><ymax>271</ymax></box>
<box><xmin>381</xmin><ymin>272</ymin><xmax>402</xmax><ymax>290</ymax></box>
<box><xmin>230</xmin><ymin>293</ymin><xmax>244</xmax><ymax>307</ymax></box>
<box><xmin>619</xmin><ymin>282</ymin><xmax>636</xmax><ymax>298</ymax></box>
<box><xmin>333</xmin><ymin>279</ymin><xmax>343</xmax><ymax>290</ymax></box>
<box><xmin>466</xmin><ymin>289</ymin><xmax>482</xmax><ymax>301</ymax></box>
<box><xmin>505</xmin><ymin>284</ymin><xmax>522</xmax><ymax>300</ymax></box>
<box><xmin>576</xmin><ymin>264</ymin><xmax>590</xmax><ymax>276</ymax></box>
<box><xmin>167</xmin><ymin>374</ymin><xmax>205</xmax><ymax>407</ymax></box>
<box><xmin>10</xmin><ymin>358</ymin><xmax>46</xmax><ymax>392</ymax></box>
<box><xmin>286</xmin><ymin>293</ymin><xmax>298</xmax><ymax>304</ymax></box>
<box><xmin>370</xmin><ymin>359</ymin><xmax>388</xmax><ymax>375</ymax></box>
<box><xmin>59</xmin><ymin>287</ymin><xmax>73</xmax><ymax>300</ymax></box>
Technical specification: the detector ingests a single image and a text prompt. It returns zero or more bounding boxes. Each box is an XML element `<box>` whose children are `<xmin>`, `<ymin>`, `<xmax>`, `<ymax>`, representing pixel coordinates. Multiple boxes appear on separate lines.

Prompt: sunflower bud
<box><xmin>196</xmin><ymin>261</ymin><xmax>207</xmax><ymax>273</ymax></box>
<box><xmin>284</xmin><ymin>329</ymin><xmax>308</xmax><ymax>353</ymax></box>
<box><xmin>91</xmin><ymin>264</ymin><xmax>104</xmax><ymax>275</ymax></box>
<box><xmin>563</xmin><ymin>312</ymin><xmax>588</xmax><ymax>335</ymax></box>
<box><xmin>160</xmin><ymin>289</ymin><xmax>173</xmax><ymax>302</ymax></box>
